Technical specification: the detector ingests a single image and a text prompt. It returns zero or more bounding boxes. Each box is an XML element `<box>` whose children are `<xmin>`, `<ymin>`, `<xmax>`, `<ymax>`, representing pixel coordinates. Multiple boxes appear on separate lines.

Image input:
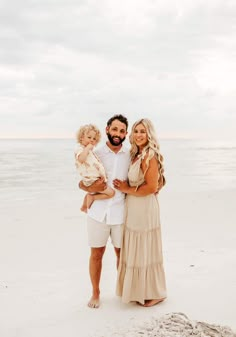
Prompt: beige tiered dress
<box><xmin>116</xmin><ymin>155</ymin><xmax>167</xmax><ymax>304</ymax></box>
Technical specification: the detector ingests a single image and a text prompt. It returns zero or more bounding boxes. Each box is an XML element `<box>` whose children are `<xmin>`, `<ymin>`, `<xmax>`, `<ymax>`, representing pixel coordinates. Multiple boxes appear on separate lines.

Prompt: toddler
<box><xmin>75</xmin><ymin>124</ymin><xmax>115</xmax><ymax>212</ymax></box>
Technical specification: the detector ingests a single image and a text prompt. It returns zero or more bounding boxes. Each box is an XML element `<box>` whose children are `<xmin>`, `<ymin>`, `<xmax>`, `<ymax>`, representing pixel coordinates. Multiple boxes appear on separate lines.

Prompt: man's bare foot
<box><xmin>88</xmin><ymin>296</ymin><xmax>100</xmax><ymax>309</ymax></box>
<box><xmin>143</xmin><ymin>298</ymin><xmax>165</xmax><ymax>307</ymax></box>
<box><xmin>86</xmin><ymin>194</ymin><xmax>94</xmax><ymax>209</ymax></box>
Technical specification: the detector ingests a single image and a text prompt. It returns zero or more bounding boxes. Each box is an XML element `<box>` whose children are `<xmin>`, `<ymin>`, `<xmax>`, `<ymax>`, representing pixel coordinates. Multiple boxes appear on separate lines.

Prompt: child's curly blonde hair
<box><xmin>76</xmin><ymin>124</ymin><xmax>101</xmax><ymax>145</ymax></box>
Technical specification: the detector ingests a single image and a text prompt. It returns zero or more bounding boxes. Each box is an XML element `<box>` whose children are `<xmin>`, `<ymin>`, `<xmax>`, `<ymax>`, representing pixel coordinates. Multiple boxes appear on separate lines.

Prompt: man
<box><xmin>79</xmin><ymin>114</ymin><xmax>130</xmax><ymax>308</ymax></box>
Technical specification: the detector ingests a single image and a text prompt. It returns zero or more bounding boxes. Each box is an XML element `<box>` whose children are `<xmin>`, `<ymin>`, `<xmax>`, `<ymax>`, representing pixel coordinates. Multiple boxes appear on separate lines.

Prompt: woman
<box><xmin>113</xmin><ymin>118</ymin><xmax>167</xmax><ymax>307</ymax></box>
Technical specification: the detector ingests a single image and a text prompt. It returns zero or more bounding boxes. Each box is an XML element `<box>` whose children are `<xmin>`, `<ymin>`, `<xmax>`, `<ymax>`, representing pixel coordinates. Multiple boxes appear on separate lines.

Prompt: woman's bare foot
<box><xmin>86</xmin><ymin>194</ymin><xmax>95</xmax><ymax>209</ymax></box>
<box><xmin>143</xmin><ymin>298</ymin><xmax>165</xmax><ymax>307</ymax></box>
<box><xmin>88</xmin><ymin>295</ymin><xmax>100</xmax><ymax>309</ymax></box>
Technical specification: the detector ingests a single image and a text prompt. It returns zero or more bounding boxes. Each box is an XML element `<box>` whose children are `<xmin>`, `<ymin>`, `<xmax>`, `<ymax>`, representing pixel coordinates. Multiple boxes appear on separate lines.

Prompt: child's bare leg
<box><xmin>87</xmin><ymin>188</ymin><xmax>115</xmax><ymax>209</ymax></box>
<box><xmin>86</xmin><ymin>194</ymin><xmax>95</xmax><ymax>209</ymax></box>
<box><xmin>81</xmin><ymin>194</ymin><xmax>88</xmax><ymax>213</ymax></box>
<box><xmin>102</xmin><ymin>187</ymin><xmax>115</xmax><ymax>198</ymax></box>
<box><xmin>85</xmin><ymin>188</ymin><xmax>115</xmax><ymax>211</ymax></box>
<box><xmin>92</xmin><ymin>187</ymin><xmax>115</xmax><ymax>201</ymax></box>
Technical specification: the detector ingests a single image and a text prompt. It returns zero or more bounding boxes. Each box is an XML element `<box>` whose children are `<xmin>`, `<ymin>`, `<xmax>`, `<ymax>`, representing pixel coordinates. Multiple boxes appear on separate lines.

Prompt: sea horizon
<box><xmin>1</xmin><ymin>136</ymin><xmax>236</xmax><ymax>140</ymax></box>
<box><xmin>1</xmin><ymin>137</ymin><xmax>236</xmax><ymax>206</ymax></box>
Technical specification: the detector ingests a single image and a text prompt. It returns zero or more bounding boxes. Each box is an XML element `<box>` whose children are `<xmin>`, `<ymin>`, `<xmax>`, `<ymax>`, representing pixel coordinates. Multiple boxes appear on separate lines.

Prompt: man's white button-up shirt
<box><xmin>87</xmin><ymin>143</ymin><xmax>130</xmax><ymax>225</ymax></box>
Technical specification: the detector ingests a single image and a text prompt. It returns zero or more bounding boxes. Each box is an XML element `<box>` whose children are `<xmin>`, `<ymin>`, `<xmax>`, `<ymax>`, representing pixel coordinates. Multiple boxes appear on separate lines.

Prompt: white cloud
<box><xmin>193</xmin><ymin>50</ymin><xmax>236</xmax><ymax>95</ymax></box>
<box><xmin>0</xmin><ymin>0</ymin><xmax>235</xmax><ymax>139</ymax></box>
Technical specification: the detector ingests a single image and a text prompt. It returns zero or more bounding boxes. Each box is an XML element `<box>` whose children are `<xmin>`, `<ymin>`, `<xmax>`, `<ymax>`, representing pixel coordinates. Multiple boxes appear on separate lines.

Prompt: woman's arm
<box><xmin>113</xmin><ymin>156</ymin><xmax>159</xmax><ymax>197</ymax></box>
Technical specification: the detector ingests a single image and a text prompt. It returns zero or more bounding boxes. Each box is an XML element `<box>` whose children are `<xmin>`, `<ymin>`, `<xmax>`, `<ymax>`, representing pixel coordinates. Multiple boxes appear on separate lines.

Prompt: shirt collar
<box><xmin>104</xmin><ymin>143</ymin><xmax>128</xmax><ymax>154</ymax></box>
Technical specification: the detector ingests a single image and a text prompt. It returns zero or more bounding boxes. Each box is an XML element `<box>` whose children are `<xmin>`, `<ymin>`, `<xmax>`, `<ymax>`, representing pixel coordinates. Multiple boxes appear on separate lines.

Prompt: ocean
<box><xmin>1</xmin><ymin>138</ymin><xmax>236</xmax><ymax>205</ymax></box>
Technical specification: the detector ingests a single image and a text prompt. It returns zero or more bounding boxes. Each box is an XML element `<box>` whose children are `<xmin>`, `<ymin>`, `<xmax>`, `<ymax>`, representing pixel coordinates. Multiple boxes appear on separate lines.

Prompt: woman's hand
<box><xmin>113</xmin><ymin>179</ymin><xmax>129</xmax><ymax>193</ymax></box>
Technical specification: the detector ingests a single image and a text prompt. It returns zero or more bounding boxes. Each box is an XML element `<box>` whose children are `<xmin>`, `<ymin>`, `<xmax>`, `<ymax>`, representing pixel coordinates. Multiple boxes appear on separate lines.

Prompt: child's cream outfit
<box><xmin>75</xmin><ymin>145</ymin><xmax>107</xmax><ymax>186</ymax></box>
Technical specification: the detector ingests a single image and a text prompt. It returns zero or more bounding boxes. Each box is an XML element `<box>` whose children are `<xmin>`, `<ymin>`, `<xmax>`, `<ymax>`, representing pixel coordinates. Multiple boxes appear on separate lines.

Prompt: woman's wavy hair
<box><xmin>129</xmin><ymin>118</ymin><xmax>166</xmax><ymax>187</ymax></box>
<box><xmin>76</xmin><ymin>124</ymin><xmax>101</xmax><ymax>145</ymax></box>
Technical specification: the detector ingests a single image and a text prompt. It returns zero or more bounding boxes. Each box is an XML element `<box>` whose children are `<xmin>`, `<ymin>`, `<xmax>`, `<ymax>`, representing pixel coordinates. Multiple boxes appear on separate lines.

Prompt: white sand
<box><xmin>1</xmin><ymin>187</ymin><xmax>236</xmax><ymax>337</ymax></box>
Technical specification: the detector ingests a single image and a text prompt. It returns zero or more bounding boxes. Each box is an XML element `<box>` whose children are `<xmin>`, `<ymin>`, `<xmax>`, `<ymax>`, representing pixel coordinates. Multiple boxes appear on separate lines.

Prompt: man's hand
<box><xmin>78</xmin><ymin>177</ymin><xmax>107</xmax><ymax>193</ymax></box>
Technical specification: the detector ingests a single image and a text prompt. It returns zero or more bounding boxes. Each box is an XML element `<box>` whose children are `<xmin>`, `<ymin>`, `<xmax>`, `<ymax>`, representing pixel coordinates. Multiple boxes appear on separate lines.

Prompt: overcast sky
<box><xmin>0</xmin><ymin>0</ymin><xmax>235</xmax><ymax>139</ymax></box>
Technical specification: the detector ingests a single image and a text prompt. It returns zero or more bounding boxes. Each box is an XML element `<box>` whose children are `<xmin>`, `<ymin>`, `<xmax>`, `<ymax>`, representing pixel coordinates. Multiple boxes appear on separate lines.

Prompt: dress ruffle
<box><xmin>116</xmin><ymin>193</ymin><xmax>167</xmax><ymax>304</ymax></box>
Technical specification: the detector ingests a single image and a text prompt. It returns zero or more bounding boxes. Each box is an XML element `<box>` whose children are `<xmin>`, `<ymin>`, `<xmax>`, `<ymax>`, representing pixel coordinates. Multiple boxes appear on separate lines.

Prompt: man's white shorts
<box><xmin>87</xmin><ymin>216</ymin><xmax>122</xmax><ymax>248</ymax></box>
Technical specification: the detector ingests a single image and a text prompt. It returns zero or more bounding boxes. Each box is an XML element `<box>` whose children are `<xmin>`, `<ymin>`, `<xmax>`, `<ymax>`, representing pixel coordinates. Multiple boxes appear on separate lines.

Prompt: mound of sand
<box><xmin>103</xmin><ymin>312</ymin><xmax>236</xmax><ymax>337</ymax></box>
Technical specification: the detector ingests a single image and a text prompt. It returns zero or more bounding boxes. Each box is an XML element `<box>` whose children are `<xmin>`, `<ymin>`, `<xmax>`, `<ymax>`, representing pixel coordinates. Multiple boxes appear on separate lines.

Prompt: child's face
<box><xmin>81</xmin><ymin>130</ymin><xmax>98</xmax><ymax>146</ymax></box>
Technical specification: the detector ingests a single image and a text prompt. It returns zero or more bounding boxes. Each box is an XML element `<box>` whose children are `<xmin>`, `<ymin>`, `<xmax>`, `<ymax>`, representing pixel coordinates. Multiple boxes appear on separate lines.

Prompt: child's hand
<box><xmin>86</xmin><ymin>144</ymin><xmax>94</xmax><ymax>150</ymax></box>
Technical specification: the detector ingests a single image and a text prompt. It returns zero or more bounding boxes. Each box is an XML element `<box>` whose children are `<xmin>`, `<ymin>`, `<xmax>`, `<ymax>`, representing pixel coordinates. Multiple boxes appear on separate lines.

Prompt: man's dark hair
<box><xmin>107</xmin><ymin>114</ymin><xmax>128</xmax><ymax>129</ymax></box>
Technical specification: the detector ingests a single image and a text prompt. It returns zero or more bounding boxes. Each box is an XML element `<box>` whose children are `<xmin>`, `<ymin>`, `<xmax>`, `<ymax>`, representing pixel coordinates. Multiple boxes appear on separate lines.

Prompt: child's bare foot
<box><xmin>81</xmin><ymin>194</ymin><xmax>88</xmax><ymax>213</ymax></box>
<box><xmin>80</xmin><ymin>205</ymin><xmax>87</xmax><ymax>213</ymax></box>
<box><xmin>87</xmin><ymin>194</ymin><xmax>95</xmax><ymax>209</ymax></box>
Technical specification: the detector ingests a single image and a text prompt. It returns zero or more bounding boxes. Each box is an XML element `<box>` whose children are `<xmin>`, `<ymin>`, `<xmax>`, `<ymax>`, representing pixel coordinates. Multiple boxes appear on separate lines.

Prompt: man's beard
<box><xmin>107</xmin><ymin>132</ymin><xmax>126</xmax><ymax>146</ymax></box>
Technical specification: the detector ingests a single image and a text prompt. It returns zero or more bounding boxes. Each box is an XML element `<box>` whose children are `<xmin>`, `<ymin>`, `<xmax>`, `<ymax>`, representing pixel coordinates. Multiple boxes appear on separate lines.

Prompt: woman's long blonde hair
<box><xmin>129</xmin><ymin>118</ymin><xmax>166</xmax><ymax>187</ymax></box>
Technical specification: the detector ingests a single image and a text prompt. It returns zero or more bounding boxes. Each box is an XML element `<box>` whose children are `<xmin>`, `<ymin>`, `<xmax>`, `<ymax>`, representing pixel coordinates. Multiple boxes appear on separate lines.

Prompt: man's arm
<box><xmin>78</xmin><ymin>177</ymin><xmax>107</xmax><ymax>193</ymax></box>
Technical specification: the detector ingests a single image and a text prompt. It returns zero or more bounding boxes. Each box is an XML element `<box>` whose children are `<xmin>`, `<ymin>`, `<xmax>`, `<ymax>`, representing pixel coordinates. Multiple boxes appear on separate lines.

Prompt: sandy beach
<box><xmin>1</xmin><ymin>183</ymin><xmax>236</xmax><ymax>337</ymax></box>
<box><xmin>1</xmin><ymin>0</ymin><xmax>235</xmax><ymax>333</ymax></box>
